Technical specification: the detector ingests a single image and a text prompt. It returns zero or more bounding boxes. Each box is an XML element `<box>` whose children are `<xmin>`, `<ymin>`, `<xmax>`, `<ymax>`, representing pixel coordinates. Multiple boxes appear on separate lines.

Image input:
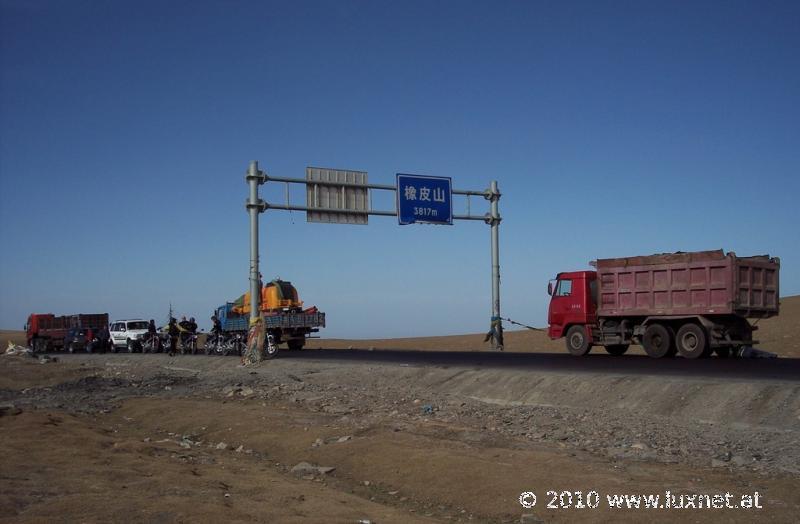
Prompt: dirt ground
<box><xmin>1</xmin><ymin>348</ymin><xmax>799</xmax><ymax>523</ymax></box>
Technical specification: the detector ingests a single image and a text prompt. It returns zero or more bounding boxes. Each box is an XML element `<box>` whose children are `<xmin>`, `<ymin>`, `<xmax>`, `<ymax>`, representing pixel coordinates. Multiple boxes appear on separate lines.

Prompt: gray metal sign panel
<box><xmin>306</xmin><ymin>167</ymin><xmax>369</xmax><ymax>224</ymax></box>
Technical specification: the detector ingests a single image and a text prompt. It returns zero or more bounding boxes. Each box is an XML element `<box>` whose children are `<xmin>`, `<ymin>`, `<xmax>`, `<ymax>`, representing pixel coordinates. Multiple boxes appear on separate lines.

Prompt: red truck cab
<box><xmin>547</xmin><ymin>271</ymin><xmax>597</xmax><ymax>339</ymax></box>
<box><xmin>26</xmin><ymin>313</ymin><xmax>67</xmax><ymax>352</ymax></box>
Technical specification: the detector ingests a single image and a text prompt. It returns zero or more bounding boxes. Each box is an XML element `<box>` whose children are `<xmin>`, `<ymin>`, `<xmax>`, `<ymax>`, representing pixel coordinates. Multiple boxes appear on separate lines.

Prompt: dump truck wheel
<box><xmin>604</xmin><ymin>344</ymin><xmax>628</xmax><ymax>356</ymax></box>
<box><xmin>642</xmin><ymin>324</ymin><xmax>672</xmax><ymax>358</ymax></box>
<box><xmin>676</xmin><ymin>323</ymin><xmax>708</xmax><ymax>359</ymax></box>
<box><xmin>565</xmin><ymin>326</ymin><xmax>592</xmax><ymax>356</ymax></box>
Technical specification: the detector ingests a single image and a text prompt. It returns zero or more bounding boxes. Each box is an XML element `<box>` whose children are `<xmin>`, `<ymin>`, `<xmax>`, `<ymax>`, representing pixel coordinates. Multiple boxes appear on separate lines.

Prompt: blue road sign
<box><xmin>396</xmin><ymin>174</ymin><xmax>453</xmax><ymax>225</ymax></box>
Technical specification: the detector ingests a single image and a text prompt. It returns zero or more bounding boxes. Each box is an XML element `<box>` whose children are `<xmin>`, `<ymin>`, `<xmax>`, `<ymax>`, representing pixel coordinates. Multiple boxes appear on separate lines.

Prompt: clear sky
<box><xmin>1</xmin><ymin>1</ymin><xmax>798</xmax><ymax>338</ymax></box>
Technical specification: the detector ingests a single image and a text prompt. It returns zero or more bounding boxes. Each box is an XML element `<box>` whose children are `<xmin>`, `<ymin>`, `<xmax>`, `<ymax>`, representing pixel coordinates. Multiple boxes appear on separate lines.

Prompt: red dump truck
<box><xmin>547</xmin><ymin>250</ymin><xmax>780</xmax><ymax>358</ymax></box>
<box><xmin>26</xmin><ymin>313</ymin><xmax>109</xmax><ymax>352</ymax></box>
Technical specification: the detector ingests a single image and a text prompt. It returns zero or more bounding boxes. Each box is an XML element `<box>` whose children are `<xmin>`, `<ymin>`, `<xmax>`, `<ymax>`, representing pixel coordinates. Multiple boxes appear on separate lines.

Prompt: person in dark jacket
<box><xmin>167</xmin><ymin>317</ymin><xmax>179</xmax><ymax>357</ymax></box>
<box><xmin>183</xmin><ymin>316</ymin><xmax>197</xmax><ymax>354</ymax></box>
<box><xmin>146</xmin><ymin>319</ymin><xmax>160</xmax><ymax>351</ymax></box>
<box><xmin>97</xmin><ymin>325</ymin><xmax>110</xmax><ymax>353</ymax></box>
<box><xmin>177</xmin><ymin>316</ymin><xmax>190</xmax><ymax>352</ymax></box>
<box><xmin>209</xmin><ymin>315</ymin><xmax>223</xmax><ymax>347</ymax></box>
<box><xmin>210</xmin><ymin>315</ymin><xmax>222</xmax><ymax>335</ymax></box>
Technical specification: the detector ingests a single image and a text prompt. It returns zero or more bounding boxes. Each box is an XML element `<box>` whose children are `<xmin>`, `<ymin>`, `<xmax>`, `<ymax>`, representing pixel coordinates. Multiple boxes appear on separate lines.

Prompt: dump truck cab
<box><xmin>547</xmin><ymin>270</ymin><xmax>597</xmax><ymax>339</ymax></box>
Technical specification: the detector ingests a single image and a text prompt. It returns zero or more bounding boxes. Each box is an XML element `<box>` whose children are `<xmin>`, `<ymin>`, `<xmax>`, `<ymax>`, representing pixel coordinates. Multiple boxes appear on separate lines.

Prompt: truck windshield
<box><xmin>128</xmin><ymin>321</ymin><xmax>149</xmax><ymax>330</ymax></box>
<box><xmin>555</xmin><ymin>280</ymin><xmax>572</xmax><ymax>297</ymax></box>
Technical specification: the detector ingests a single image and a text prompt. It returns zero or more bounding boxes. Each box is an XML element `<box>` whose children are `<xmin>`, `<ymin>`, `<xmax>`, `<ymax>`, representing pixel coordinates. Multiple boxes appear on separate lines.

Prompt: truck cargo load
<box><xmin>594</xmin><ymin>249</ymin><xmax>779</xmax><ymax>318</ymax></box>
<box><xmin>231</xmin><ymin>280</ymin><xmax>303</xmax><ymax>315</ymax></box>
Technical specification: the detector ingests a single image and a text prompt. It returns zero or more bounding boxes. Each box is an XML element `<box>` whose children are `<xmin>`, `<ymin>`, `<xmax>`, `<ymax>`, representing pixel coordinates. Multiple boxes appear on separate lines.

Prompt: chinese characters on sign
<box><xmin>396</xmin><ymin>174</ymin><xmax>453</xmax><ymax>225</ymax></box>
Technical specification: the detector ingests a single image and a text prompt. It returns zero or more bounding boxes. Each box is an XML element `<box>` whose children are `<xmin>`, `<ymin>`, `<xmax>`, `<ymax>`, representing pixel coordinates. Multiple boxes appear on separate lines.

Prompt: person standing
<box><xmin>167</xmin><ymin>317</ymin><xmax>179</xmax><ymax>357</ymax></box>
<box><xmin>97</xmin><ymin>324</ymin><xmax>110</xmax><ymax>353</ymax></box>
<box><xmin>178</xmin><ymin>316</ymin><xmax>191</xmax><ymax>353</ymax></box>
<box><xmin>210</xmin><ymin>315</ymin><xmax>222</xmax><ymax>336</ymax></box>
<box><xmin>147</xmin><ymin>319</ymin><xmax>160</xmax><ymax>352</ymax></box>
<box><xmin>187</xmin><ymin>317</ymin><xmax>198</xmax><ymax>354</ymax></box>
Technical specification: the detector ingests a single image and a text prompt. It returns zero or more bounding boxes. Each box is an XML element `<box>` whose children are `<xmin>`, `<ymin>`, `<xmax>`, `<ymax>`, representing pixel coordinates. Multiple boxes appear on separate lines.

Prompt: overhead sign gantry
<box><xmin>245</xmin><ymin>160</ymin><xmax>503</xmax><ymax>351</ymax></box>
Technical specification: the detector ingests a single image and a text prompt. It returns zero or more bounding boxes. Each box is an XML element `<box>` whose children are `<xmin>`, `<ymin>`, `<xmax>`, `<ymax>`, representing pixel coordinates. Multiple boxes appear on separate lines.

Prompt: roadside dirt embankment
<box><xmin>412</xmin><ymin>366</ymin><xmax>800</xmax><ymax>430</ymax></box>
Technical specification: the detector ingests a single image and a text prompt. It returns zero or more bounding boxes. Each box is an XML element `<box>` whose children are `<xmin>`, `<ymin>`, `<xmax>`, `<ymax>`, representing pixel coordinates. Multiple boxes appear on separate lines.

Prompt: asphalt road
<box><xmin>282</xmin><ymin>348</ymin><xmax>800</xmax><ymax>383</ymax></box>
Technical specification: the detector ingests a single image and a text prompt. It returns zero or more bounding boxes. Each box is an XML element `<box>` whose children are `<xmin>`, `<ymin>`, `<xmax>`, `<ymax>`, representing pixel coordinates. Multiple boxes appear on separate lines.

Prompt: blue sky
<box><xmin>1</xmin><ymin>0</ymin><xmax>798</xmax><ymax>338</ymax></box>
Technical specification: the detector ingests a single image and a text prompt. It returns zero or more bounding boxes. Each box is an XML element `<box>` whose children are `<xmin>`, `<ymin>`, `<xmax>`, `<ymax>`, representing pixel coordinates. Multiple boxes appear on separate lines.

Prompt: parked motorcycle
<box><xmin>180</xmin><ymin>332</ymin><xmax>199</xmax><ymax>355</ymax></box>
<box><xmin>141</xmin><ymin>332</ymin><xmax>163</xmax><ymax>353</ymax></box>
<box><xmin>227</xmin><ymin>333</ymin><xmax>244</xmax><ymax>356</ymax></box>
<box><xmin>204</xmin><ymin>332</ymin><xmax>243</xmax><ymax>356</ymax></box>
<box><xmin>204</xmin><ymin>332</ymin><xmax>221</xmax><ymax>355</ymax></box>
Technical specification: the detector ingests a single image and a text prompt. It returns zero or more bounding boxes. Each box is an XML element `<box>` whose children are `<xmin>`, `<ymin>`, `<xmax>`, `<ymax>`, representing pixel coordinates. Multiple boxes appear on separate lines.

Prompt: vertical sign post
<box><xmin>488</xmin><ymin>180</ymin><xmax>503</xmax><ymax>349</ymax></box>
<box><xmin>245</xmin><ymin>161</ymin><xmax>266</xmax><ymax>322</ymax></box>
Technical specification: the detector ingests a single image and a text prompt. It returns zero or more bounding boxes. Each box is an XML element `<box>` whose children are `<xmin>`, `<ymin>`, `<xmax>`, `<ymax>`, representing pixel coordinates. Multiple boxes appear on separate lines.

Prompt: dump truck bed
<box><xmin>69</xmin><ymin>313</ymin><xmax>109</xmax><ymax>330</ymax></box>
<box><xmin>595</xmin><ymin>250</ymin><xmax>780</xmax><ymax>318</ymax></box>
